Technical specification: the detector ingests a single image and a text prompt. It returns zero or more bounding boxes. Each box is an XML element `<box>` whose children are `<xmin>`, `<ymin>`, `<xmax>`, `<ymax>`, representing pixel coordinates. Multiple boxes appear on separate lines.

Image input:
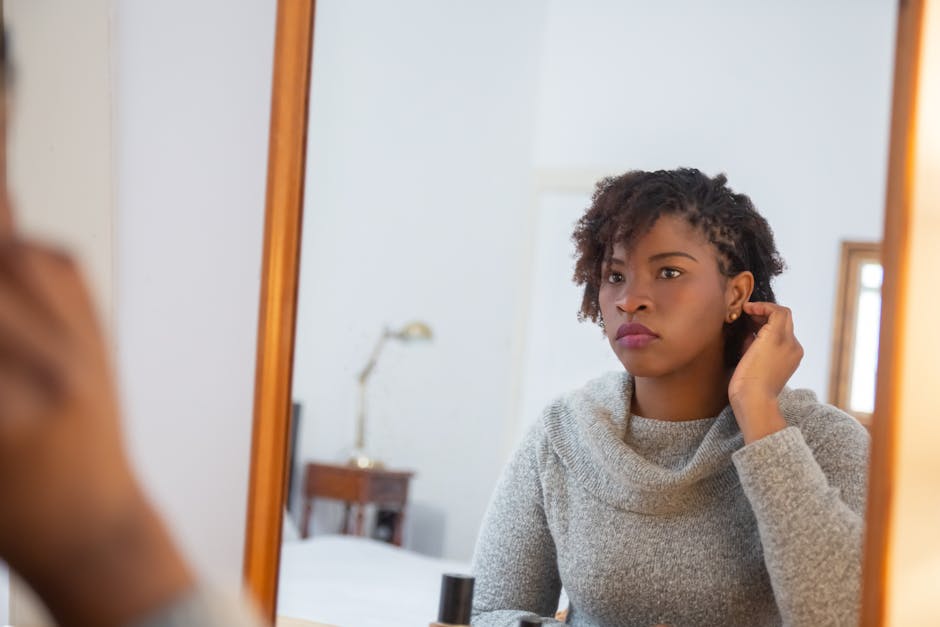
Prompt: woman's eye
<box><xmin>606</xmin><ymin>272</ymin><xmax>623</xmax><ymax>284</ymax></box>
<box><xmin>659</xmin><ymin>267</ymin><xmax>682</xmax><ymax>279</ymax></box>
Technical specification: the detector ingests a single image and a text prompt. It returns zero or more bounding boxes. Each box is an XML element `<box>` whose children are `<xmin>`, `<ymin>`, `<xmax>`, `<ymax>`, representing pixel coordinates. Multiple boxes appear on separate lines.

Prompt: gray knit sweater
<box><xmin>471</xmin><ymin>371</ymin><xmax>869</xmax><ymax>626</ymax></box>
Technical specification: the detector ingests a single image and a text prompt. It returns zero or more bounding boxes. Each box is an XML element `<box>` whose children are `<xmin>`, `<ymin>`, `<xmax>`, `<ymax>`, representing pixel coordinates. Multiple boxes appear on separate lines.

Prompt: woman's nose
<box><xmin>616</xmin><ymin>278</ymin><xmax>652</xmax><ymax>314</ymax></box>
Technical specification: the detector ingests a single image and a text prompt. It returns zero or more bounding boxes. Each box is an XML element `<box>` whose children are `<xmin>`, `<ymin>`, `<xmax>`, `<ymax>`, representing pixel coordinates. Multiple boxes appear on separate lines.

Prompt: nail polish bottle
<box><xmin>430</xmin><ymin>573</ymin><xmax>474</xmax><ymax>627</ymax></box>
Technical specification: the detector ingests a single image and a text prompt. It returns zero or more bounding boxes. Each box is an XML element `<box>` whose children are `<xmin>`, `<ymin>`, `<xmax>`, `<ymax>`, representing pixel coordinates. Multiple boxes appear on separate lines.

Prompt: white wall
<box><xmin>292</xmin><ymin>0</ymin><xmax>547</xmax><ymax>561</ymax></box>
<box><xmin>2</xmin><ymin>0</ymin><xmax>115</xmax><ymax>322</ymax></box>
<box><xmin>292</xmin><ymin>0</ymin><xmax>897</xmax><ymax>566</ymax></box>
<box><xmin>113</xmin><ymin>0</ymin><xmax>274</xmax><ymax>591</ymax></box>
<box><xmin>532</xmin><ymin>0</ymin><xmax>897</xmax><ymax>397</ymax></box>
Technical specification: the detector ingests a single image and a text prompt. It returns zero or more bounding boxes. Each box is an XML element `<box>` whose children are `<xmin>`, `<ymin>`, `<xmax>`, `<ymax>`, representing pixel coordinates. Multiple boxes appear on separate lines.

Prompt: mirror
<box><xmin>255</xmin><ymin>2</ymin><xmax>900</xmax><ymax>625</ymax></box>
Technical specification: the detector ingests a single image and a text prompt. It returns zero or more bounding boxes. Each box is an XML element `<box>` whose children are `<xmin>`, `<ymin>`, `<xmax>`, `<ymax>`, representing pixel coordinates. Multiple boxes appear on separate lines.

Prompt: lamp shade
<box><xmin>393</xmin><ymin>321</ymin><xmax>433</xmax><ymax>342</ymax></box>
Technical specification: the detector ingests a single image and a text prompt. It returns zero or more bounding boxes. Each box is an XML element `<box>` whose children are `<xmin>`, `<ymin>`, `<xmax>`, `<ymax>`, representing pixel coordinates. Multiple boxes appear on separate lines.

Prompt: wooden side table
<box><xmin>300</xmin><ymin>462</ymin><xmax>414</xmax><ymax>546</ymax></box>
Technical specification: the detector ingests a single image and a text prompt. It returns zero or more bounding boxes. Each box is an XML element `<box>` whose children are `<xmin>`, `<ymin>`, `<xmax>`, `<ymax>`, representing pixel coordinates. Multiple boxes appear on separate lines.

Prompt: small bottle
<box><xmin>430</xmin><ymin>573</ymin><xmax>475</xmax><ymax>627</ymax></box>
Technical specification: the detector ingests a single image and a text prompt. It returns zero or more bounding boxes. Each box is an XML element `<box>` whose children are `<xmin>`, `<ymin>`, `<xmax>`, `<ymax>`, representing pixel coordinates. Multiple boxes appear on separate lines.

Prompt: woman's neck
<box><xmin>631</xmin><ymin>361</ymin><xmax>732</xmax><ymax>422</ymax></box>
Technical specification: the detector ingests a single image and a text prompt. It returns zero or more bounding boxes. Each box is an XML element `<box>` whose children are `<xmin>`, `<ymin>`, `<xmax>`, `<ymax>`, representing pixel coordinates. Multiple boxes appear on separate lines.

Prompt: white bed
<box><xmin>276</xmin><ymin>535</ymin><xmax>472</xmax><ymax>627</ymax></box>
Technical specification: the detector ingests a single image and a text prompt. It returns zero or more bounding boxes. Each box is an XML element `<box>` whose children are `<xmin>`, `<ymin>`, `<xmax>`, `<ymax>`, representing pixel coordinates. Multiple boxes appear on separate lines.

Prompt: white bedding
<box><xmin>276</xmin><ymin>535</ymin><xmax>472</xmax><ymax>627</ymax></box>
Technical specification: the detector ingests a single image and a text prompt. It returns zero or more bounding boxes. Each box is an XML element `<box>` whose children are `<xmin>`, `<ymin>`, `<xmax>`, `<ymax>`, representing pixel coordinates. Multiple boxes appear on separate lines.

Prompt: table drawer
<box><xmin>365</xmin><ymin>476</ymin><xmax>409</xmax><ymax>504</ymax></box>
<box><xmin>305</xmin><ymin>467</ymin><xmax>362</xmax><ymax>501</ymax></box>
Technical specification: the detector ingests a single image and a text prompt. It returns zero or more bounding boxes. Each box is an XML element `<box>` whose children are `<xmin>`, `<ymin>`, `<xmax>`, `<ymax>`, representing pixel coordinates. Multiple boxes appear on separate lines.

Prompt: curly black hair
<box><xmin>571</xmin><ymin>168</ymin><xmax>785</xmax><ymax>367</ymax></box>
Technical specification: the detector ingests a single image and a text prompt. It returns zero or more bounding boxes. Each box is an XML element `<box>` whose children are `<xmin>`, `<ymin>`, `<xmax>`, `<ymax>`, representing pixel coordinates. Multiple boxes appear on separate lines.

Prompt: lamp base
<box><xmin>348</xmin><ymin>448</ymin><xmax>384</xmax><ymax>469</ymax></box>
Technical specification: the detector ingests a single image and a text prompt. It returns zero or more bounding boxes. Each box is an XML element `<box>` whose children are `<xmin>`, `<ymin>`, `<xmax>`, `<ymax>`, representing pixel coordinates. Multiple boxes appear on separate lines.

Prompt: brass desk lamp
<box><xmin>349</xmin><ymin>321</ymin><xmax>433</xmax><ymax>469</ymax></box>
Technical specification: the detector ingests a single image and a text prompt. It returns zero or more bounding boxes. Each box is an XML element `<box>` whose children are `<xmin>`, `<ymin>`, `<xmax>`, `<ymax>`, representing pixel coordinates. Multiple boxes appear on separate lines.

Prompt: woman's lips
<box><xmin>615</xmin><ymin>323</ymin><xmax>659</xmax><ymax>349</ymax></box>
<box><xmin>616</xmin><ymin>333</ymin><xmax>658</xmax><ymax>349</ymax></box>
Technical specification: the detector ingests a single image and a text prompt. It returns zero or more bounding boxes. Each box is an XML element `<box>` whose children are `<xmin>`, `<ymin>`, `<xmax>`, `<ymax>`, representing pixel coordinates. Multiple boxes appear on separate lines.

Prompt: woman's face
<box><xmin>598</xmin><ymin>214</ymin><xmax>737</xmax><ymax>379</ymax></box>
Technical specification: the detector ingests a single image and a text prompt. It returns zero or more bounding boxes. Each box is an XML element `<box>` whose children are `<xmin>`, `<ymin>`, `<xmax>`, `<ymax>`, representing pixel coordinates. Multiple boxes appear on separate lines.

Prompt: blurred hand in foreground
<box><xmin>0</xmin><ymin>209</ymin><xmax>194</xmax><ymax>625</ymax></box>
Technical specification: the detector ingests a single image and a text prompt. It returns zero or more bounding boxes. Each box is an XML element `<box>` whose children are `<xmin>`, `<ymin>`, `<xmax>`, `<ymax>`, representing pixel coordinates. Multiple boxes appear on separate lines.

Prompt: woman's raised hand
<box><xmin>0</xmin><ymin>198</ymin><xmax>195</xmax><ymax>625</ymax></box>
<box><xmin>728</xmin><ymin>301</ymin><xmax>804</xmax><ymax>443</ymax></box>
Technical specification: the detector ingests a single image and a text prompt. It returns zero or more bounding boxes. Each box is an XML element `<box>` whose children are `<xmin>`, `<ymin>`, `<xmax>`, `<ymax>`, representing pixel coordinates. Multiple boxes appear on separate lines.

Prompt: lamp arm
<box><xmin>358</xmin><ymin>328</ymin><xmax>391</xmax><ymax>385</ymax></box>
<box><xmin>353</xmin><ymin>329</ymin><xmax>390</xmax><ymax>452</ymax></box>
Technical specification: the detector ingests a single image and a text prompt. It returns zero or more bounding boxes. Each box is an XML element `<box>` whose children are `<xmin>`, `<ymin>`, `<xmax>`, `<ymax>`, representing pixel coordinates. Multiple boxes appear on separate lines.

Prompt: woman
<box><xmin>470</xmin><ymin>169</ymin><xmax>869</xmax><ymax>626</ymax></box>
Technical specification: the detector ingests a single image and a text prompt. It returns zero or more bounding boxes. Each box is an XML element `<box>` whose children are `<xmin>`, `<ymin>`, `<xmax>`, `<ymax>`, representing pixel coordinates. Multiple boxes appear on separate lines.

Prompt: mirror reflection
<box><xmin>276</xmin><ymin>2</ymin><xmax>896</xmax><ymax>626</ymax></box>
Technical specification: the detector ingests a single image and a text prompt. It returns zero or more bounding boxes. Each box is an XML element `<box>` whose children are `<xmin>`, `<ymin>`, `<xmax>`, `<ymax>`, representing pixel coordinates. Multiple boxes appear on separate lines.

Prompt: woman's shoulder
<box><xmin>778</xmin><ymin>387</ymin><xmax>870</xmax><ymax>450</ymax></box>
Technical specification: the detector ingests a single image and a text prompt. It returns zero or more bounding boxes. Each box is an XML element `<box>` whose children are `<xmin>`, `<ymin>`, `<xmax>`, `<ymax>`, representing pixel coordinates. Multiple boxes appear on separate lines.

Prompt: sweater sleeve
<box><xmin>731</xmin><ymin>410</ymin><xmax>870</xmax><ymax>627</ymax></box>
<box><xmin>470</xmin><ymin>422</ymin><xmax>565</xmax><ymax>626</ymax></box>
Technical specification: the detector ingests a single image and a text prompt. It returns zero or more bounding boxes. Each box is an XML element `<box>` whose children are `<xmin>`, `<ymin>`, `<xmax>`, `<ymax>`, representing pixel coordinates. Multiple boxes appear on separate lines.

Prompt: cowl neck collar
<box><xmin>543</xmin><ymin>371</ymin><xmax>744</xmax><ymax>514</ymax></box>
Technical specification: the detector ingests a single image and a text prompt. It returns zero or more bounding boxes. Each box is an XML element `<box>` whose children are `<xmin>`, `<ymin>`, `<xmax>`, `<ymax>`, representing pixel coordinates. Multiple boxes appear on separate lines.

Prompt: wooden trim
<box><xmin>243</xmin><ymin>0</ymin><xmax>316</xmax><ymax>620</ymax></box>
<box><xmin>827</xmin><ymin>241</ymin><xmax>880</xmax><ymax>426</ymax></box>
<box><xmin>859</xmin><ymin>0</ymin><xmax>924</xmax><ymax>623</ymax></box>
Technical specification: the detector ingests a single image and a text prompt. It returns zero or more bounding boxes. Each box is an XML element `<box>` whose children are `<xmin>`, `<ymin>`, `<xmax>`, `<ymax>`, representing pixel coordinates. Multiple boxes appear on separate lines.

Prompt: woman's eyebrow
<box><xmin>648</xmin><ymin>251</ymin><xmax>699</xmax><ymax>263</ymax></box>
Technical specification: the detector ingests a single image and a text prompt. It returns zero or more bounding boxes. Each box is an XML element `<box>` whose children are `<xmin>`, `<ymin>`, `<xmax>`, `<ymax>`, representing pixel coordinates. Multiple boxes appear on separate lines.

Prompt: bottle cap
<box><xmin>438</xmin><ymin>573</ymin><xmax>474</xmax><ymax>624</ymax></box>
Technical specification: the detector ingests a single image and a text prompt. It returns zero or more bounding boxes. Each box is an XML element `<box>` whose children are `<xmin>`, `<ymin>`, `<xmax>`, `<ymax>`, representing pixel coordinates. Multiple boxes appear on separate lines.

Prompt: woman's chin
<box><xmin>607</xmin><ymin>338</ymin><xmax>681</xmax><ymax>377</ymax></box>
<box><xmin>616</xmin><ymin>358</ymin><xmax>670</xmax><ymax>378</ymax></box>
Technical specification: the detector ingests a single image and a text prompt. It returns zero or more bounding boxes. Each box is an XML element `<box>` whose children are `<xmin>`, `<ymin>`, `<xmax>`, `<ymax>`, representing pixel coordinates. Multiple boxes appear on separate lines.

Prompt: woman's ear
<box><xmin>725</xmin><ymin>271</ymin><xmax>755</xmax><ymax>314</ymax></box>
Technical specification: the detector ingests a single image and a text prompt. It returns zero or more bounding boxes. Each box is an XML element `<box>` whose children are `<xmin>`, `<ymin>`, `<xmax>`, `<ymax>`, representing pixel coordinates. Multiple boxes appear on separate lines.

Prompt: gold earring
<box><xmin>729</xmin><ymin>312</ymin><xmax>739</xmax><ymax>322</ymax></box>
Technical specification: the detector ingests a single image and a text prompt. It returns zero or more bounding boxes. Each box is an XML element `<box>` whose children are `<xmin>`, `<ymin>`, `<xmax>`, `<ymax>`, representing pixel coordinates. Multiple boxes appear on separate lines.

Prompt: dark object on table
<box><xmin>373</xmin><ymin>508</ymin><xmax>399</xmax><ymax>543</ymax></box>
<box><xmin>436</xmin><ymin>574</ymin><xmax>474</xmax><ymax>626</ymax></box>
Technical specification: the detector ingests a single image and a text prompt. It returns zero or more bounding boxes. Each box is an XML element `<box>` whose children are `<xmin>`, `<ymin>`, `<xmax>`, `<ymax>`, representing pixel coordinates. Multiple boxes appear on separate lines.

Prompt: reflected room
<box><xmin>274</xmin><ymin>1</ymin><xmax>895</xmax><ymax>625</ymax></box>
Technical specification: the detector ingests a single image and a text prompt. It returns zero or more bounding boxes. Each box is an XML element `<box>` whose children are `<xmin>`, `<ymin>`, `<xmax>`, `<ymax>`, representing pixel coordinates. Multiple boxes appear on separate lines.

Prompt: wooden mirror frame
<box><xmin>861</xmin><ymin>0</ymin><xmax>940</xmax><ymax>623</ymax></box>
<box><xmin>242</xmin><ymin>0</ymin><xmax>933</xmax><ymax>623</ymax></box>
<box><xmin>242</xmin><ymin>0</ymin><xmax>316</xmax><ymax>619</ymax></box>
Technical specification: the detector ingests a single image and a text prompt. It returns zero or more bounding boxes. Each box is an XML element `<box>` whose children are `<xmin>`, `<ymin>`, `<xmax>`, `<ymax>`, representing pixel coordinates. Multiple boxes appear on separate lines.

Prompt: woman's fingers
<box><xmin>729</xmin><ymin>301</ymin><xmax>805</xmax><ymax>417</ymax></box>
<box><xmin>742</xmin><ymin>301</ymin><xmax>779</xmax><ymax>321</ymax></box>
<box><xmin>0</xmin><ymin>303</ymin><xmax>68</xmax><ymax>433</ymax></box>
<box><xmin>740</xmin><ymin>302</ymin><xmax>803</xmax><ymax>372</ymax></box>
<box><xmin>0</xmin><ymin>241</ymin><xmax>95</xmax><ymax>340</ymax></box>
<box><xmin>0</xmin><ymin>242</ymin><xmax>74</xmax><ymax>335</ymax></box>
<box><xmin>0</xmin><ymin>360</ymin><xmax>59</xmax><ymax>442</ymax></box>
<box><xmin>0</xmin><ymin>244</ymin><xmax>93</xmax><ymax>434</ymax></box>
<box><xmin>742</xmin><ymin>302</ymin><xmax>795</xmax><ymax>339</ymax></box>
<box><xmin>741</xmin><ymin>302</ymin><xmax>770</xmax><ymax>326</ymax></box>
